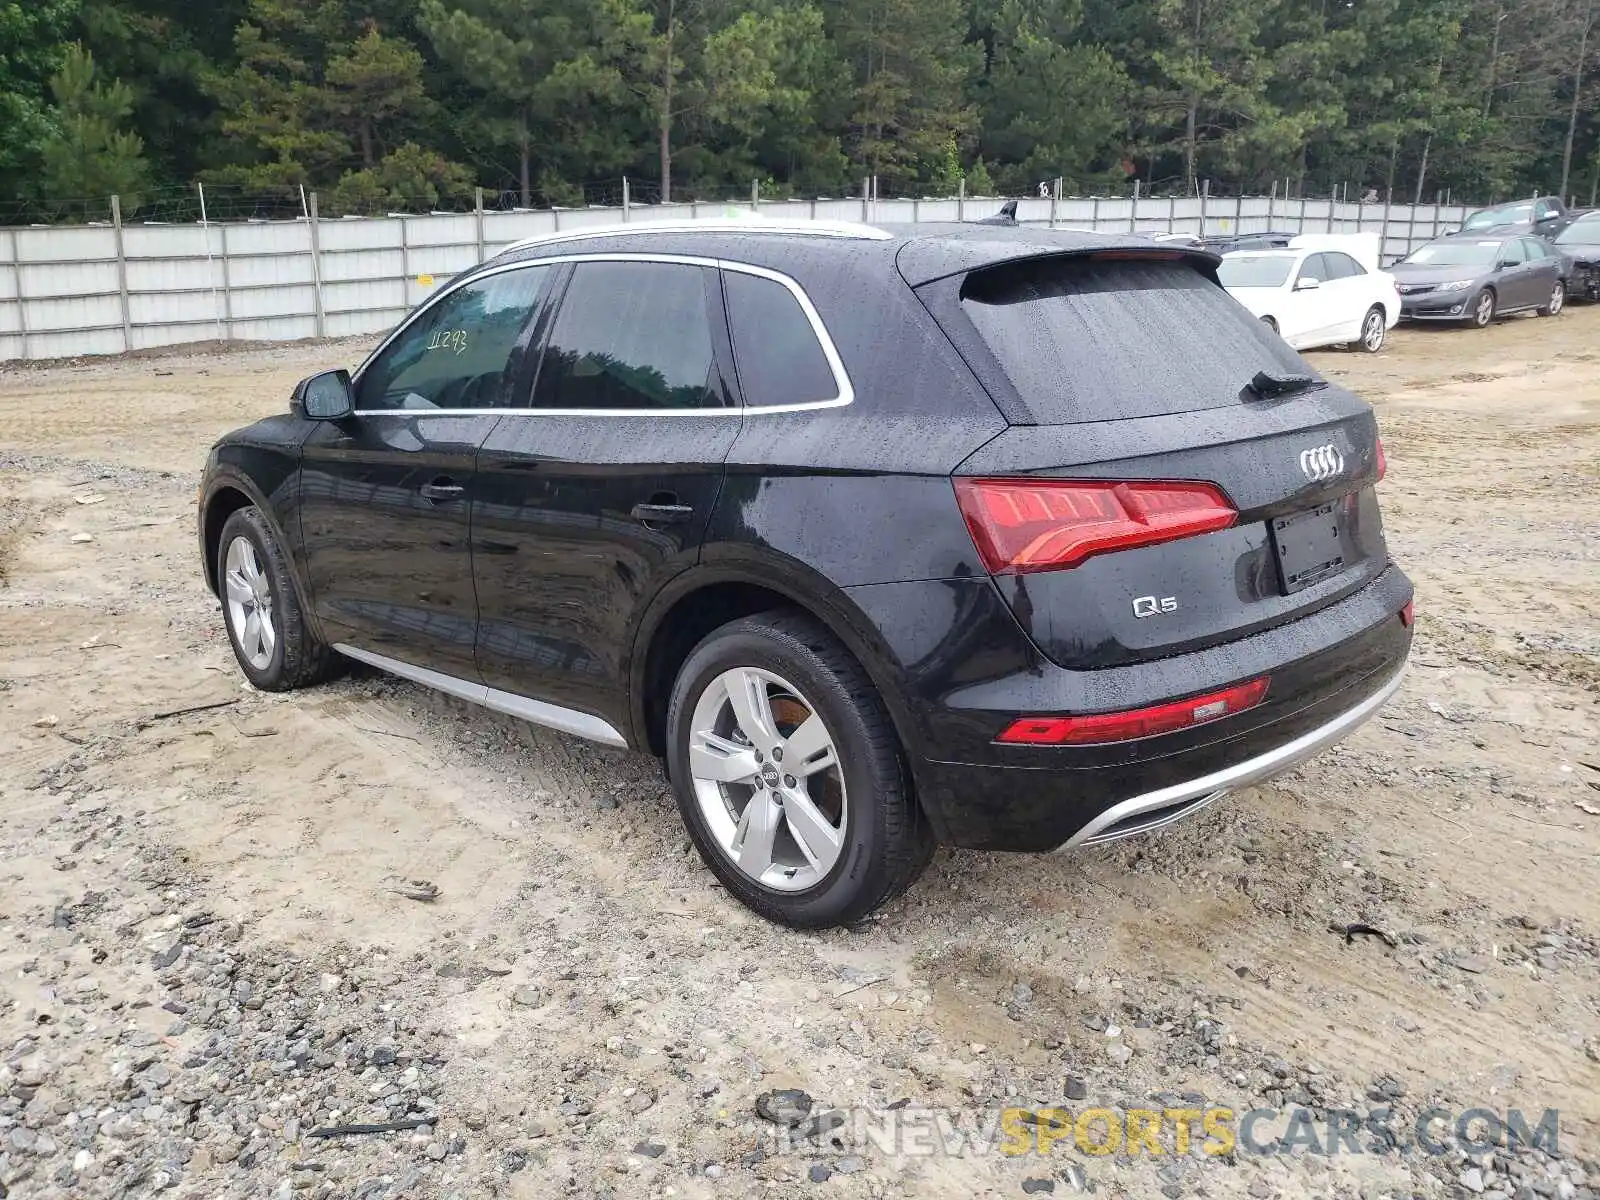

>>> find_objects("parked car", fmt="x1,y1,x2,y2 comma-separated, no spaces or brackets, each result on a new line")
1458,197,1580,241
1553,210,1600,301
1217,234,1400,352
197,219,1413,928
1389,232,1566,326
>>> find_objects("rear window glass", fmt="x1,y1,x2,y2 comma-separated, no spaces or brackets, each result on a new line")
958,257,1309,423
724,270,839,407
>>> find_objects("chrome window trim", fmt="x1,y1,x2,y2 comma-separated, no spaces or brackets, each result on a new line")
349,252,852,418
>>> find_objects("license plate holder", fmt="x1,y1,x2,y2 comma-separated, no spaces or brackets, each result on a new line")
1270,502,1347,594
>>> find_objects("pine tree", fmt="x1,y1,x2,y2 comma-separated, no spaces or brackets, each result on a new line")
35,43,151,205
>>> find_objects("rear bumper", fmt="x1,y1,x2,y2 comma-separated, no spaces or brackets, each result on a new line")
1060,664,1404,848
845,566,1412,852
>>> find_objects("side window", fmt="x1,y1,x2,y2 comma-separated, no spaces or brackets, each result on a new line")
724,270,840,408
1325,252,1365,278
1523,238,1548,260
1500,240,1526,266
1296,254,1328,285
531,262,717,411
357,265,551,411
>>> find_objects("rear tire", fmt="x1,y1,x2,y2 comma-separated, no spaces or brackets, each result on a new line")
217,506,340,692
1538,280,1565,317
1469,288,1496,328
666,610,934,928
1357,306,1386,352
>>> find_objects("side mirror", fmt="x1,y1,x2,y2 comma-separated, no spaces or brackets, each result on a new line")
1494,260,1511,272
293,370,354,420
1537,211,1558,223
1295,277,1321,291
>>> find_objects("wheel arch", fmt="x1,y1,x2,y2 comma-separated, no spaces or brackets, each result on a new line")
200,471,322,642
628,561,924,775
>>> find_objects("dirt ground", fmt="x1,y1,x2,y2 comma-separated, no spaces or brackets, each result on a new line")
1,309,1597,1200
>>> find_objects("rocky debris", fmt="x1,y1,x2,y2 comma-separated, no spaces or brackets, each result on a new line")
755,1088,813,1127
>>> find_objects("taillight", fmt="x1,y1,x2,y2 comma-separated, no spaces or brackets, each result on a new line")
1400,600,1414,626
954,478,1237,575
997,677,1270,746
1376,439,1388,481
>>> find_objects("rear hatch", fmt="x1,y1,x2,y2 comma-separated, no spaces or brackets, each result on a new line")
907,246,1389,670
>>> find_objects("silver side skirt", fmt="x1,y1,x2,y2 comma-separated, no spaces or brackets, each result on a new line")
1061,665,1407,850
332,643,630,750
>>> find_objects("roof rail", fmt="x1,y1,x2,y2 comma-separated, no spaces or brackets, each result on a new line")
498,216,893,256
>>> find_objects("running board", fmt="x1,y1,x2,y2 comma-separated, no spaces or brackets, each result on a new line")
332,643,629,749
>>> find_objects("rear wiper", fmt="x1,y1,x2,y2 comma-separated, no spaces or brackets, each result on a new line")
1247,370,1322,399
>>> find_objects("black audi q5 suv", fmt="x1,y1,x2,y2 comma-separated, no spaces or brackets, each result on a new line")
198,218,1413,928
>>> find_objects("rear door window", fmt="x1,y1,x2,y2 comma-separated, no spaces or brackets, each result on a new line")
954,256,1311,423
531,261,719,411
1322,252,1365,279
723,269,840,408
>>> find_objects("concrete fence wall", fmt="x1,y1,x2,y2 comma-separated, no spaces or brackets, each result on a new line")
0,192,1472,363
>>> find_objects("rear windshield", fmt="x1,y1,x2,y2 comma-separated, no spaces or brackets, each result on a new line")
958,257,1309,423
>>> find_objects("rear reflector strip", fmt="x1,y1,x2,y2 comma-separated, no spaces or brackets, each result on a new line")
954,478,1237,575
997,677,1271,746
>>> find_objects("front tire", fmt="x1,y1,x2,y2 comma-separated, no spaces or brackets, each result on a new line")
666,611,933,928
1469,288,1496,328
1358,306,1386,352
1538,280,1565,316
217,506,339,692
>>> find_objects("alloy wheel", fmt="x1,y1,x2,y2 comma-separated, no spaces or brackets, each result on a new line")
1362,310,1385,351
1549,283,1565,315
224,535,276,670
1475,292,1495,326
687,666,847,892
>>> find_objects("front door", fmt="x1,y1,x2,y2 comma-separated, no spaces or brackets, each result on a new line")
472,259,740,728
299,262,556,679
1492,237,1539,308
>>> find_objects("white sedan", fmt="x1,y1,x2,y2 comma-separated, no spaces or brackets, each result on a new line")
1217,235,1401,353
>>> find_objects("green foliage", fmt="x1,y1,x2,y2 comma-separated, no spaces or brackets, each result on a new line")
0,0,81,203
5,0,1599,217
35,43,150,205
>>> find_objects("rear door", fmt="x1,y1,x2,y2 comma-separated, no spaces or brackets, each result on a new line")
1318,251,1369,341
299,263,554,679
916,252,1389,670
471,257,739,728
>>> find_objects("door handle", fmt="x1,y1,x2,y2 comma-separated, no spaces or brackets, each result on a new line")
420,478,465,502
630,502,695,525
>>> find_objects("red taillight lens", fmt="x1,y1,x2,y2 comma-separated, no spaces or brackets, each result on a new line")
953,478,1237,575
997,678,1271,746
1376,439,1388,481
1400,600,1414,626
